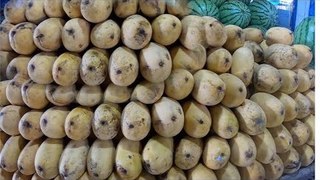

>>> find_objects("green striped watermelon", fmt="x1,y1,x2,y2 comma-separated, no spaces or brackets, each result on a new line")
188,0,220,19
294,17,315,67
219,1,251,28
236,0,252,5
212,0,226,7
249,0,278,29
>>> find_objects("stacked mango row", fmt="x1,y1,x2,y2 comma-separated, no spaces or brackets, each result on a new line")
0,0,315,180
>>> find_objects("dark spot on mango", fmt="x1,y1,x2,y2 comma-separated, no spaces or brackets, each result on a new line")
23,85,29,92
110,34,114,39
226,126,233,132
280,109,284,115
116,69,122,74
128,155,132,159
82,0,90,5
143,160,151,172
171,115,177,121
37,166,43,172
36,33,44,41
117,165,127,175
100,121,107,126
49,86,56,95
278,167,282,171
28,1,33,8
221,153,225,157
186,153,191,158
172,23,176,27
129,124,134,129
42,118,48,126
66,28,75,39
236,30,243,38
239,87,243,92
209,23,213,27
0,160,6,168
30,64,35,71
69,121,74,126
134,27,147,43
10,30,16,37
57,67,62,71
294,76,299,84
257,50,263,58
93,173,99,177
158,61,164,67
88,66,95,71
225,57,230,64
10,66,17,74
217,86,223,91
198,119,204,124
184,77,189,82
18,165,23,171
245,149,253,159
22,121,32,128
165,53,170,60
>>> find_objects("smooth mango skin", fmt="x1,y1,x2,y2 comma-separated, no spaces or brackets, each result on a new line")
35,138,64,179
121,101,151,141
158,166,186,180
187,163,217,180
202,136,230,170
214,162,241,180
65,107,93,140
17,139,43,175
250,93,285,128
263,154,284,180
229,132,257,167
0,135,27,172
210,105,239,139
238,160,265,180
59,139,89,180
87,139,115,179
252,129,277,164
115,138,142,180
175,137,203,170
142,136,173,175
295,144,314,167
268,125,293,153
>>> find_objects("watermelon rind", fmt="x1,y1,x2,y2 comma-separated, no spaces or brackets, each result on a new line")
294,16,315,67
219,0,251,28
188,0,220,19
212,0,227,7
249,0,278,29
